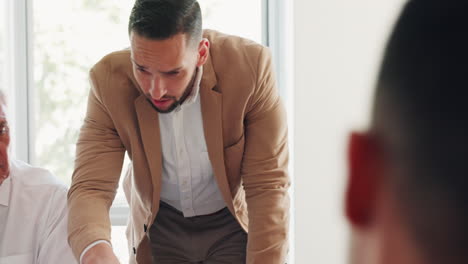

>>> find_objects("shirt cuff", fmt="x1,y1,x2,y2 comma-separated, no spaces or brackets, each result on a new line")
79,240,112,264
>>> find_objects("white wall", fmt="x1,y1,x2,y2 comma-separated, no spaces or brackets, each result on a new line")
292,1,405,263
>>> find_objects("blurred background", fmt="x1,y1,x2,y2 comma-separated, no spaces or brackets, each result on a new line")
0,0,405,262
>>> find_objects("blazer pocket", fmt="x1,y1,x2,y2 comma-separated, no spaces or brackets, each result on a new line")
0,252,33,264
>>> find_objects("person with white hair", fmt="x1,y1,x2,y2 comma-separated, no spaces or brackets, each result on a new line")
0,91,76,263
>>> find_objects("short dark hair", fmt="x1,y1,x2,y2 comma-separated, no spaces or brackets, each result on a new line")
128,0,202,45
372,0,468,263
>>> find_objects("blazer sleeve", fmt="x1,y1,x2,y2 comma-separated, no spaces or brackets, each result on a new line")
67,62,126,260
243,47,290,264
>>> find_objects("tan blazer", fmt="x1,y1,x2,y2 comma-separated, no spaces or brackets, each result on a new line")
68,30,290,264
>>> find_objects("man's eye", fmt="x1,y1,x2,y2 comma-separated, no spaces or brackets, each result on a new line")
135,66,150,74
167,71,180,76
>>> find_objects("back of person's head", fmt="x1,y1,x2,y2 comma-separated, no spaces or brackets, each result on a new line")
375,0,468,263
128,0,202,46
346,1,468,264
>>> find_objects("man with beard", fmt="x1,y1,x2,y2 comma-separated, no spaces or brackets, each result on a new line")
68,0,290,263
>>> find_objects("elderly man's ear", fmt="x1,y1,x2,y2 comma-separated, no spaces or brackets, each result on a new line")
345,132,384,229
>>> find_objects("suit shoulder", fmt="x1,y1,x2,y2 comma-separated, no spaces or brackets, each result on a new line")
205,29,267,64
88,49,139,101
91,49,132,77
204,29,271,86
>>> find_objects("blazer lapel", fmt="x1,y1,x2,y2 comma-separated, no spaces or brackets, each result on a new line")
200,54,234,209
134,95,162,212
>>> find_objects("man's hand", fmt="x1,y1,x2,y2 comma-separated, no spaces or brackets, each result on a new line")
82,243,120,264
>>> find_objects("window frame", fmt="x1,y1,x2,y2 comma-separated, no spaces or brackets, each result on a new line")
7,0,34,163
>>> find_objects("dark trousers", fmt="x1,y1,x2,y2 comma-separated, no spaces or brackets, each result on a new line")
149,202,247,264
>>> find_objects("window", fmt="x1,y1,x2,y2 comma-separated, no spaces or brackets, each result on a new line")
2,0,31,161
200,0,263,43
32,0,135,186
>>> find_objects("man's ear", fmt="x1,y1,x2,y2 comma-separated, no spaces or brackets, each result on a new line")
196,38,210,67
345,132,382,228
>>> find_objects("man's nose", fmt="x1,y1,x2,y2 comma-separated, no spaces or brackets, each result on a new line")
149,77,166,99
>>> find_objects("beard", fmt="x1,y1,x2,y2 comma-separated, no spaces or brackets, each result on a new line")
146,67,198,114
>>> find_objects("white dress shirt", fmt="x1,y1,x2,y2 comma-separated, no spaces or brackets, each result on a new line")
0,159,77,264
159,66,226,217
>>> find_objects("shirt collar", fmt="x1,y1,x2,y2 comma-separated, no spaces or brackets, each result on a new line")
0,174,11,207
174,66,203,112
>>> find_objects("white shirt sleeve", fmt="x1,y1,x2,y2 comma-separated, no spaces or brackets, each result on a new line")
79,240,112,264
36,187,77,264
